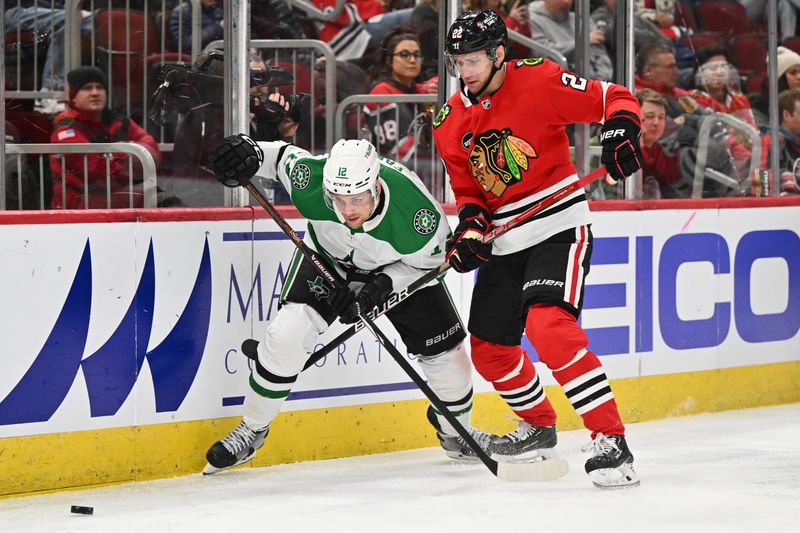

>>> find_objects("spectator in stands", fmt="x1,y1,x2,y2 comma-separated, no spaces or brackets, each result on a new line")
466,0,531,59
689,44,755,126
591,0,671,56
410,0,440,80
636,88,683,198
364,28,437,185
3,1,94,111
49,66,161,209
169,0,224,52
528,0,613,81
311,0,413,61
759,89,800,195
634,0,693,67
635,41,694,118
739,0,800,42
752,46,800,126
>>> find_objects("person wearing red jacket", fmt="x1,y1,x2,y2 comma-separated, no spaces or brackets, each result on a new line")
432,10,643,489
50,66,161,209
365,29,437,166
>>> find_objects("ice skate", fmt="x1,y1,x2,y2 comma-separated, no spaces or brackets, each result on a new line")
203,421,270,475
490,419,559,463
426,406,496,461
583,433,640,489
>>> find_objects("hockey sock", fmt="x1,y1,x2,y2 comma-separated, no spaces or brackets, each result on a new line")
526,304,624,436
551,352,624,437
471,336,557,427
417,343,474,436
242,356,297,431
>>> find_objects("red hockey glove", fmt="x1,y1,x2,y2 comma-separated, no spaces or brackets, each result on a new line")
339,273,393,324
446,204,493,273
600,110,643,185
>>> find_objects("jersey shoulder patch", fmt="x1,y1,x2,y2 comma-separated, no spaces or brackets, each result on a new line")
514,58,544,68
433,103,451,129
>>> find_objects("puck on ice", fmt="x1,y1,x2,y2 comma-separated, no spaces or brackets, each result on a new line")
70,505,94,515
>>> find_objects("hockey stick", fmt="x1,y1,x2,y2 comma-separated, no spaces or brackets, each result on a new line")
243,180,568,482
294,166,607,371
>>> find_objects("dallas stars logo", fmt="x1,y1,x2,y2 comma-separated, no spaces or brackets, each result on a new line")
291,164,311,189
307,276,331,301
413,208,437,235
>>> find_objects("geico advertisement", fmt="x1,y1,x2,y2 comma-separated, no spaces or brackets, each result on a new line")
0,207,798,438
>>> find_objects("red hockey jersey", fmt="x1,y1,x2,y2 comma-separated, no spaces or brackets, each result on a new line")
432,58,640,255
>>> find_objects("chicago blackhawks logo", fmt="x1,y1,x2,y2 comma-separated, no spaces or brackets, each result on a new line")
290,164,311,189
413,208,437,235
433,104,451,128
469,129,537,198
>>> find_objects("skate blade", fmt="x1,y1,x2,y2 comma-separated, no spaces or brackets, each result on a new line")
496,457,569,482
492,447,559,464
589,462,640,489
202,452,256,475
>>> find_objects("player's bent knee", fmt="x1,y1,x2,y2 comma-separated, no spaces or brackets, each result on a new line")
469,335,527,382
525,304,588,368
259,302,327,376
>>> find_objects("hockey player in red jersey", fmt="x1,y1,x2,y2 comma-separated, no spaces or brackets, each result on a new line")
432,10,643,489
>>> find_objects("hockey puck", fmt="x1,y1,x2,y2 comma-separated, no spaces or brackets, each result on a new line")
70,505,94,515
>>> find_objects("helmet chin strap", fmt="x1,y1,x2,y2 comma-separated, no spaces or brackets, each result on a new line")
462,61,504,104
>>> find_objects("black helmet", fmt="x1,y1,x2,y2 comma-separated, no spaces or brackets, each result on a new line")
445,10,508,56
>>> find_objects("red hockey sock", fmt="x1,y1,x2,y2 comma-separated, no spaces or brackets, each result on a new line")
470,336,556,427
551,353,625,437
526,305,625,436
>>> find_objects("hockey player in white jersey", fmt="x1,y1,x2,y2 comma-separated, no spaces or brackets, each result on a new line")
203,135,496,474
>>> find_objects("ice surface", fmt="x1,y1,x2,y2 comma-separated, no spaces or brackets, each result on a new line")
1,404,798,533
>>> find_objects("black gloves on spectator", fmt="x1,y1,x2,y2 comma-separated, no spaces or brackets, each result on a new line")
209,133,264,188
600,110,643,184
445,204,493,273
339,273,393,324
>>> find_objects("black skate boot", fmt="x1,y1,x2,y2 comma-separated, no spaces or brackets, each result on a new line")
203,421,270,475
426,406,496,461
490,420,558,463
583,433,640,489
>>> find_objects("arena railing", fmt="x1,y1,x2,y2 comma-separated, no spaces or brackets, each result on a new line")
5,142,158,209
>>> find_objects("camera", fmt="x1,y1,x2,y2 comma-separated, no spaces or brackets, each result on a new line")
148,56,301,125
252,92,311,125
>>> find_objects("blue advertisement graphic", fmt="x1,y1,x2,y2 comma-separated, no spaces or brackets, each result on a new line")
0,238,212,426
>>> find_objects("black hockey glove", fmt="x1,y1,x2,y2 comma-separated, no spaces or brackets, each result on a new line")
209,133,264,188
328,284,356,317
339,273,393,324
600,110,643,184
445,204,493,274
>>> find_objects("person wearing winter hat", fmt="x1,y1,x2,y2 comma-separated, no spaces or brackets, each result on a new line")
751,46,800,126
759,88,800,196
776,46,800,93
49,66,161,209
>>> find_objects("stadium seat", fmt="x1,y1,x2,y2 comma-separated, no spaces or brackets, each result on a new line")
697,1,749,36
675,1,698,32
783,36,800,55
731,34,767,78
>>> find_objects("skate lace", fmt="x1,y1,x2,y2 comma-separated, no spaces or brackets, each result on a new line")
581,433,618,456
503,418,535,443
220,422,257,455
467,428,495,449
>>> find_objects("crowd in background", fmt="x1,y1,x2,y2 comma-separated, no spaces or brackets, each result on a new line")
3,0,800,209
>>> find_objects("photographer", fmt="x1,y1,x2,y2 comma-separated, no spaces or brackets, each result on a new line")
153,50,305,187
